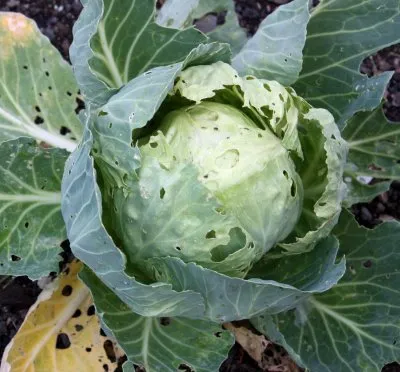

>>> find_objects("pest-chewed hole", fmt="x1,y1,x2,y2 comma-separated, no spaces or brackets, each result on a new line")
319,202,327,207
159,188,165,199
103,340,117,363
75,97,85,114
100,329,107,337
279,93,284,102
11,255,21,261
60,126,71,135
150,142,158,148
62,285,73,296
263,84,271,92
246,76,254,80
283,170,289,179
215,207,226,215
175,246,181,251
160,317,171,326
205,230,216,239
214,332,222,338
87,305,95,316
72,309,81,318
45,71,50,77
24,222,29,228
23,65,28,70
331,134,337,140
75,324,84,332
258,133,263,138
56,333,71,349
66,91,72,96
98,110,108,117
34,116,44,124
48,86,52,90
86,347,92,352
363,260,372,268
108,123,112,129
35,105,41,113
178,364,194,372
290,180,296,197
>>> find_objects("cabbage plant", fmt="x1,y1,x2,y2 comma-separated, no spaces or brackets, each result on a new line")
1,0,400,371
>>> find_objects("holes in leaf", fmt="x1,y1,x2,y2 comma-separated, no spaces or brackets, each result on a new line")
98,110,108,117
48,86,52,90
205,230,216,239
35,106,41,113
114,160,119,166
108,123,112,129
283,170,289,179
100,329,107,337
11,255,21,261
159,188,165,199
178,364,193,372
279,93,284,102
23,65,28,70
24,222,29,228
66,91,72,96
203,174,209,179
160,317,170,326
258,133,263,138
213,127,219,131
62,285,73,296
34,116,44,125
45,71,50,77
214,332,222,338
248,242,254,248
291,181,296,197
331,134,336,140
150,142,158,148
75,324,84,332
72,309,82,318
87,305,95,316
86,347,92,352
56,333,71,349
60,126,71,135
284,58,288,62
363,260,372,268
175,246,181,251
103,340,117,363
319,202,327,207
263,84,271,92
246,76,254,81
75,97,85,114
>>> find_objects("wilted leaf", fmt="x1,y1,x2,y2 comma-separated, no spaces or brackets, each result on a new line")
0,261,124,372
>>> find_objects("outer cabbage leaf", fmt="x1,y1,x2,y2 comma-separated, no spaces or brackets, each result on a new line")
80,266,234,372
157,0,247,55
0,12,81,150
151,236,345,322
342,105,400,206
0,138,67,280
91,43,231,188
295,0,400,126
61,125,205,318
70,0,207,106
232,0,310,86
252,210,400,371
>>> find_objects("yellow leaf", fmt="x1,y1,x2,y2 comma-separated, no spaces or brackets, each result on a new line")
0,261,124,372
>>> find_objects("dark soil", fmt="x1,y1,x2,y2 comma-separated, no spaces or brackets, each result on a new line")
0,0,399,371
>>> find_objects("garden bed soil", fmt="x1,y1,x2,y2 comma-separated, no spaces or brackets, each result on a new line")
0,0,399,371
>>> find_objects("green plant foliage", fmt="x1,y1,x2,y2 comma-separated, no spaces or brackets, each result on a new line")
232,0,310,85
0,138,67,279
252,210,400,371
0,12,82,151
80,266,235,372
294,0,400,126
343,105,400,205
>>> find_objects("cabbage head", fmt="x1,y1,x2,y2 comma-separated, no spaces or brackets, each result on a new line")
100,61,347,280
